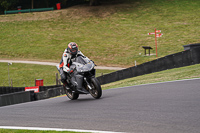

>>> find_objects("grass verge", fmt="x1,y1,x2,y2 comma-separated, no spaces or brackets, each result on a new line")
0,62,115,87
102,64,200,90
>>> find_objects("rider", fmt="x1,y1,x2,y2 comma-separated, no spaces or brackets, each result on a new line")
59,42,84,89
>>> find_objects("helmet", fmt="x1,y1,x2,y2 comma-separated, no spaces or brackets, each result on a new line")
67,42,78,55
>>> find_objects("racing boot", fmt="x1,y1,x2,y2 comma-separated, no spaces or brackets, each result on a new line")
63,81,70,90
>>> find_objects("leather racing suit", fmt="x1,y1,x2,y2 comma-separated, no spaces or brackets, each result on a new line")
59,48,84,84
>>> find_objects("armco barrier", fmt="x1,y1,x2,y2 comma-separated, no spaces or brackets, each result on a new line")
35,86,65,100
0,86,63,107
0,91,33,107
39,85,62,92
0,85,62,94
191,47,200,64
0,87,25,95
183,43,200,50
97,46,200,85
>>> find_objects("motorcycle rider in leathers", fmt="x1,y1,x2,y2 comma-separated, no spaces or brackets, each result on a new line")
59,42,84,90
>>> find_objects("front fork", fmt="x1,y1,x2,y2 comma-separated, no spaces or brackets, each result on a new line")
84,77,92,90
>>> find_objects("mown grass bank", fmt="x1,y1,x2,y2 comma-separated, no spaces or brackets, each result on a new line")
0,0,200,67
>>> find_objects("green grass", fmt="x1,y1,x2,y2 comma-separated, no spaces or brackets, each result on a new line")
0,0,200,67
0,63,57,87
0,62,115,87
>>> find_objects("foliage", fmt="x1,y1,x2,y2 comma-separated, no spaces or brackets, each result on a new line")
0,0,19,10
0,0,89,14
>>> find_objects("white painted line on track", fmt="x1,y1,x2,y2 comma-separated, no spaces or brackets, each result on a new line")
0,126,125,133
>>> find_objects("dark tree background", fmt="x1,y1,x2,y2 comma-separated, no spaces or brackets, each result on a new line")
0,0,124,14
90,0,100,6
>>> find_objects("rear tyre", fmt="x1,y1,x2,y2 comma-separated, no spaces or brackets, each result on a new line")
89,78,102,99
65,88,79,100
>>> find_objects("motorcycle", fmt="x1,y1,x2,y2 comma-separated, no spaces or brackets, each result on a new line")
56,55,102,100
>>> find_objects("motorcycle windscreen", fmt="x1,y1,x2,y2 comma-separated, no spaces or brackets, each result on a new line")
74,56,88,65
75,62,94,73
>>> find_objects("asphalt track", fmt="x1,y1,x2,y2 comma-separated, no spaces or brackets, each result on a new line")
0,78,200,133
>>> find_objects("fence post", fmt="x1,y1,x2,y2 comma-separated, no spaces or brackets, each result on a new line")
11,79,13,87
56,73,58,85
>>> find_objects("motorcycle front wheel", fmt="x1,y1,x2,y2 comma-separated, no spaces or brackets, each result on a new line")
89,78,102,99
65,88,79,100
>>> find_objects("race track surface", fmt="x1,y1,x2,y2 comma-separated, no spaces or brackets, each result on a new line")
0,79,200,133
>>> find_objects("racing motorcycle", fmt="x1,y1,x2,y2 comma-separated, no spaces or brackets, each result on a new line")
56,56,102,100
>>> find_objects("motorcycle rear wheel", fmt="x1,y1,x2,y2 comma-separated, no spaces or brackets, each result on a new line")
65,89,79,100
89,78,102,99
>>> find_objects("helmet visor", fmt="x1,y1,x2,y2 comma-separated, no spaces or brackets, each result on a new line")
70,49,77,55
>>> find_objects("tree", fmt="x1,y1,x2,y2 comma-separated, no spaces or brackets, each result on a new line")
0,0,19,10
90,0,100,6
31,0,33,9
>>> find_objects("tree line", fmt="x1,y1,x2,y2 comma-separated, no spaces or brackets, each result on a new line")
0,0,103,14
0,0,126,14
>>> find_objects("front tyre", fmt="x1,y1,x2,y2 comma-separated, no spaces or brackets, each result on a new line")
65,88,79,100
89,78,102,99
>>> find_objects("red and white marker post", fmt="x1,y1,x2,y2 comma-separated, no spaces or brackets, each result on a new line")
148,28,163,57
